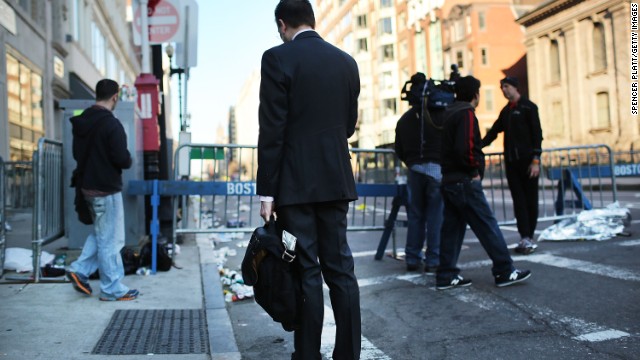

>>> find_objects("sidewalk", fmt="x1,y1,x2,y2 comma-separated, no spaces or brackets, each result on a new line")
0,234,240,360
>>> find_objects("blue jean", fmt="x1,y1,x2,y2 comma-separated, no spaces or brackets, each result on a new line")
69,192,129,298
405,170,443,267
437,179,514,282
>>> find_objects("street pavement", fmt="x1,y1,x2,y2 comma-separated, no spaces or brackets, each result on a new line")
1,191,639,359
0,233,240,360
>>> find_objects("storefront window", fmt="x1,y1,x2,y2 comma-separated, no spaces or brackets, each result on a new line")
6,54,44,161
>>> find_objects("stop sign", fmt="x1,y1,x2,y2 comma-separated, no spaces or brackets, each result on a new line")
133,0,183,44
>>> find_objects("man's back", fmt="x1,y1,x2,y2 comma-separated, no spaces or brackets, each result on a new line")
257,31,359,206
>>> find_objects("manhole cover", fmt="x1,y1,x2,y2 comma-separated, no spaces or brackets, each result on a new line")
92,309,209,355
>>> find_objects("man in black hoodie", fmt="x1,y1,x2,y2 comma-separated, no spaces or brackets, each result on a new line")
395,73,445,273
482,77,543,254
437,76,531,290
66,79,138,301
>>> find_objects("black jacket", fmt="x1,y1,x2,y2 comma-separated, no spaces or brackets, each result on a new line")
482,97,543,162
71,105,132,192
441,101,485,184
257,31,359,206
394,106,445,167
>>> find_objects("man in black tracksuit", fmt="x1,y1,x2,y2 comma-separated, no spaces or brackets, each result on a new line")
436,76,531,290
395,73,446,273
482,77,543,254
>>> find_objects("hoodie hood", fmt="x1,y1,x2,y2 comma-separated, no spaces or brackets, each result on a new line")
446,101,474,114
70,105,112,137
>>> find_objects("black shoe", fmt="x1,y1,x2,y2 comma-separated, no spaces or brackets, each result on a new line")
424,266,438,275
495,269,531,287
66,271,92,295
406,263,420,271
436,275,472,290
514,238,537,255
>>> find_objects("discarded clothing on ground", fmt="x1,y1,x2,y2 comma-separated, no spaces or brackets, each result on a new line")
3,247,55,272
539,202,631,241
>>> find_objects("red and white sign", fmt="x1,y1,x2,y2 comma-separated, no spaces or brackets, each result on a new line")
133,0,184,45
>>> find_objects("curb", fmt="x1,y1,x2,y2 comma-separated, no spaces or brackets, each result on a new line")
197,236,241,360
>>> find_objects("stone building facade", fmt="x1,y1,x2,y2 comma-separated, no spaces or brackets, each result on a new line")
517,0,638,151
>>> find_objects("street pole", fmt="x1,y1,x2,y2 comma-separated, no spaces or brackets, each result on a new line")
140,0,151,74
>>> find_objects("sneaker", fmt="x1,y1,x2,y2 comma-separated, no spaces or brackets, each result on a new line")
66,271,92,296
436,275,472,290
514,238,537,255
424,266,438,275
495,269,531,287
99,289,139,301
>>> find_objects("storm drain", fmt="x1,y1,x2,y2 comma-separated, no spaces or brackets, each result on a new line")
92,309,209,355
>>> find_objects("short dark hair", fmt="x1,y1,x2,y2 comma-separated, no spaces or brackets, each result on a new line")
455,76,481,102
275,0,315,29
96,79,119,101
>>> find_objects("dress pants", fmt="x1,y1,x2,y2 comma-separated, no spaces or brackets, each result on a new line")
277,200,361,360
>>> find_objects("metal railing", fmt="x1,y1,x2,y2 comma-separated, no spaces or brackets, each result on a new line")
161,144,399,241
4,139,65,282
0,156,5,278
3,161,33,210
484,144,617,225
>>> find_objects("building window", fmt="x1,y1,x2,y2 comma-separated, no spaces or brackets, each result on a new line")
596,92,611,128
478,11,486,31
91,22,106,76
357,14,367,28
456,50,464,69
380,71,393,90
382,44,394,61
484,88,494,112
6,54,44,161
454,20,465,41
550,40,560,83
378,17,393,36
399,39,408,60
380,0,393,8
480,48,488,66
550,101,564,136
357,38,368,53
593,23,607,71
381,98,397,117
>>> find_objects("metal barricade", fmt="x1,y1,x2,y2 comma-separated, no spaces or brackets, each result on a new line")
3,161,33,210
5,139,65,282
0,156,5,278
161,144,399,242
483,144,617,225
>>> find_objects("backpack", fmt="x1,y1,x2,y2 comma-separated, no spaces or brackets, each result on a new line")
241,219,300,332
139,241,173,272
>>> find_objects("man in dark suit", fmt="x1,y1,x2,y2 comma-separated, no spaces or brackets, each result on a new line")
257,1,361,359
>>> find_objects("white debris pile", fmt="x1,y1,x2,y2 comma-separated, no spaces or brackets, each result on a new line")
539,202,631,241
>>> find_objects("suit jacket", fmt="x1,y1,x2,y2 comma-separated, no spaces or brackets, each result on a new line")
257,31,360,206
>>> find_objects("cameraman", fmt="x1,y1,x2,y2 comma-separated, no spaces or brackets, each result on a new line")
394,73,446,273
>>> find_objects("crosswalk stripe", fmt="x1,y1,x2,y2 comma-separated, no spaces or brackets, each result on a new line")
522,253,640,281
619,239,640,246
355,272,632,343
321,305,391,360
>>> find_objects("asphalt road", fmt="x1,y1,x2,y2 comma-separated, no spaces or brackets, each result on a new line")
220,191,640,360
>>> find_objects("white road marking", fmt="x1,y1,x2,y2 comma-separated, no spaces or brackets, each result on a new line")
573,330,630,342
619,239,640,246
522,253,640,281
355,272,633,343
321,305,391,360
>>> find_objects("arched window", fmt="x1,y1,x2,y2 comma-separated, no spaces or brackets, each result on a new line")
596,92,611,128
593,23,607,71
550,40,560,83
